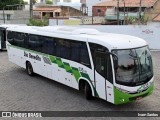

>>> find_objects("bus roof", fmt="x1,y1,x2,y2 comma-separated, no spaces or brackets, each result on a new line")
6,25,148,50
0,24,26,28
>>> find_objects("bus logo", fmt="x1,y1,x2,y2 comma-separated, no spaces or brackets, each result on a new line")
137,83,150,93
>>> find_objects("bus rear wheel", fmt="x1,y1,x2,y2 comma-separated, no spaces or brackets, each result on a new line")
84,82,93,100
26,62,34,76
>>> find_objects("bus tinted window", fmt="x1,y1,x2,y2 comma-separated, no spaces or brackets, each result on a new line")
42,36,55,55
7,31,14,45
29,34,42,51
71,42,81,63
89,43,109,65
14,32,25,47
107,56,113,84
56,39,71,60
80,43,91,67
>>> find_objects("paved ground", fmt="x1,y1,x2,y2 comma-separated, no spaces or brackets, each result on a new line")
0,51,160,120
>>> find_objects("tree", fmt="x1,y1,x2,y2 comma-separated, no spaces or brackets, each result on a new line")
0,0,24,10
46,0,53,4
27,16,49,26
33,0,38,4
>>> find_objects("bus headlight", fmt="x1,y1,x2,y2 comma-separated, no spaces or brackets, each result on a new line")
115,87,131,94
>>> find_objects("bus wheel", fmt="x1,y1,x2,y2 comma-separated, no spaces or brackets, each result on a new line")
26,62,34,76
84,82,93,100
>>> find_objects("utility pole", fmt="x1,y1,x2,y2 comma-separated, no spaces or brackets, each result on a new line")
117,0,120,25
30,0,33,18
92,7,94,24
123,0,125,25
139,0,142,24
3,7,5,24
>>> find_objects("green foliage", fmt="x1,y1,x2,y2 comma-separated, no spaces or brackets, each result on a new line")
33,0,38,4
140,15,149,24
0,0,24,10
27,16,49,26
24,1,28,5
127,15,149,25
46,0,53,4
128,16,138,24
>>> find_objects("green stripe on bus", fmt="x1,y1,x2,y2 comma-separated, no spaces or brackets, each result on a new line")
80,72,99,97
80,72,91,80
56,58,64,68
71,67,81,82
49,56,56,63
63,62,72,73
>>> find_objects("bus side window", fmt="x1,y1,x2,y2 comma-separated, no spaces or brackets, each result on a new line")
42,36,55,55
13,32,25,47
71,41,81,63
7,31,14,45
80,42,91,68
55,38,71,60
28,34,41,51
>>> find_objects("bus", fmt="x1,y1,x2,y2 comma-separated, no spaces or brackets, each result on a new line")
6,26,154,105
0,25,7,50
0,24,21,50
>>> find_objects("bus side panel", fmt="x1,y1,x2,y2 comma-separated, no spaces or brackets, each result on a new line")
7,45,26,69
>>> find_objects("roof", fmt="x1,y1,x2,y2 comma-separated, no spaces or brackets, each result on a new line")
33,7,60,12
93,0,156,7
153,14,160,22
6,26,147,50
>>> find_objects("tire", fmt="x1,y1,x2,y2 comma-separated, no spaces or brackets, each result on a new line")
26,62,34,76
85,82,93,100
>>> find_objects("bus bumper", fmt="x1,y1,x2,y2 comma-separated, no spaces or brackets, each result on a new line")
114,83,154,105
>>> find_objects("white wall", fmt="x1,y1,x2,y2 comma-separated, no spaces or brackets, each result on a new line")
79,23,160,49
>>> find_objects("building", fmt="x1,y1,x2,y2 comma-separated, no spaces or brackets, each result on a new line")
93,0,156,24
0,4,29,24
33,6,83,19
56,0,81,11
153,13,160,22
84,0,107,16
51,0,108,16
145,0,160,21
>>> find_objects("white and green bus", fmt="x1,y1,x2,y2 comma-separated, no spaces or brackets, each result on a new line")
0,25,7,50
6,26,154,105
0,24,21,50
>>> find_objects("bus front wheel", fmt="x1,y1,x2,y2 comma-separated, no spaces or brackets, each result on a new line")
85,82,93,100
26,62,34,76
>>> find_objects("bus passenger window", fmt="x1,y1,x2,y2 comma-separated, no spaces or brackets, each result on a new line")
80,43,91,68
14,32,25,47
56,39,71,60
42,37,55,55
71,42,80,63
7,31,14,45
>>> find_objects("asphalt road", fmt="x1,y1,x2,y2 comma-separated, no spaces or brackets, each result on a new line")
0,51,160,120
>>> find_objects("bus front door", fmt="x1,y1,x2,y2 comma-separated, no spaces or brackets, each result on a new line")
95,51,114,103
95,51,107,100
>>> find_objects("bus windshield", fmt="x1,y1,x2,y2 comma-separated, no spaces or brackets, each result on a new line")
112,46,153,86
